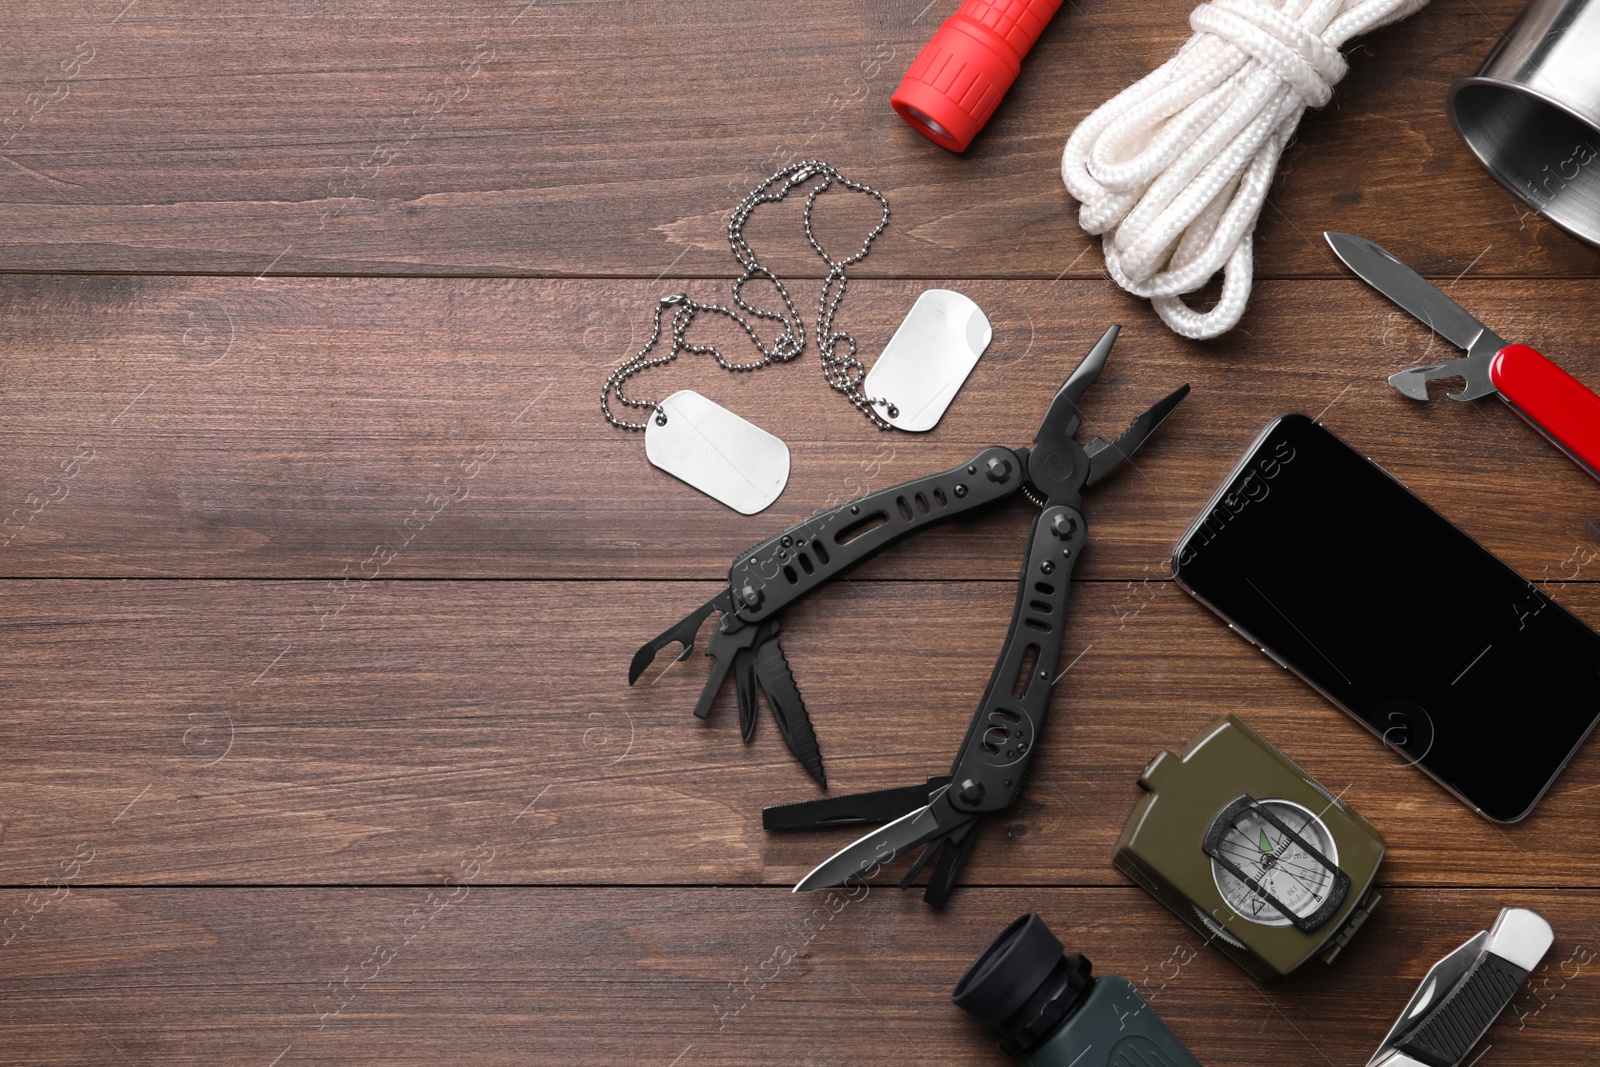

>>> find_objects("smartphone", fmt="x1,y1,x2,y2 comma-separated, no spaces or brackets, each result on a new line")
1172,413,1600,822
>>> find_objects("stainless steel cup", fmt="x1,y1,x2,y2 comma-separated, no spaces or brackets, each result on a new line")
1447,0,1600,247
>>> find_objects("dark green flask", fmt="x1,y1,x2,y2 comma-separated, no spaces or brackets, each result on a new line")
954,912,1203,1067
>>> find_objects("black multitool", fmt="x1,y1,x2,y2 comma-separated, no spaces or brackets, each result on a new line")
630,588,825,784
628,327,1187,902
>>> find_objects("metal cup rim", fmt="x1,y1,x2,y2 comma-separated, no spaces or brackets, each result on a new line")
1446,74,1600,247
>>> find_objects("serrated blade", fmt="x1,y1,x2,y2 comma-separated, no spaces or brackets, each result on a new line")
793,787,950,893
754,626,825,787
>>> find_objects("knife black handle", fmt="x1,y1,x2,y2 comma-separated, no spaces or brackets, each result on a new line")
727,446,1026,623
946,503,1085,814
1391,951,1530,1067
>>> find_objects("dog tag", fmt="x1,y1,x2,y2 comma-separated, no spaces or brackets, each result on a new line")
645,390,790,515
863,289,991,432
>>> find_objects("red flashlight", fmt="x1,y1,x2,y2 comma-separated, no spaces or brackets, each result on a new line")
891,0,1065,153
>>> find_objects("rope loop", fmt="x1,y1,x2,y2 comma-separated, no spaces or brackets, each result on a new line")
1062,0,1430,339
1191,0,1347,107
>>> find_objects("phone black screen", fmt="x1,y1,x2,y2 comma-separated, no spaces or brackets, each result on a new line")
1173,414,1600,822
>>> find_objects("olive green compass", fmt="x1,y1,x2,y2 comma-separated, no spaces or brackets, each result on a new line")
1114,714,1385,981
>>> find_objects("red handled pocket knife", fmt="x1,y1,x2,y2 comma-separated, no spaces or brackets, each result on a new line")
1326,232,1600,483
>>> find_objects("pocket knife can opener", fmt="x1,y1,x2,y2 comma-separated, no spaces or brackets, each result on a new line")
1327,231,1600,482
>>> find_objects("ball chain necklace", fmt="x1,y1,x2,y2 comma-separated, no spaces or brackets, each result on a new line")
602,160,896,424
599,162,894,514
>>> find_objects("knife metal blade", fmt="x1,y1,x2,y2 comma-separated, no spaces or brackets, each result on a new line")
1325,232,1509,401
753,625,825,787
792,786,952,893
1324,233,1501,355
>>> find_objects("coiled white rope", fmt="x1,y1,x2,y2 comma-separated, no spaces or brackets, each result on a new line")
1061,0,1430,339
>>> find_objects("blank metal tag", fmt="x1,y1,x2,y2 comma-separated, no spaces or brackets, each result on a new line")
644,389,790,515
863,289,991,432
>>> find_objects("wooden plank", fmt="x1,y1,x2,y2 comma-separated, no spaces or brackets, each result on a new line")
3,275,1599,580
0,887,1594,1066
2,579,1597,886
4,4,1598,1066
0,0,1595,278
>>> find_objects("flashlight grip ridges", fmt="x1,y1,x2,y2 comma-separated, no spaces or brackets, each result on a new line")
958,0,1062,59
892,0,1065,152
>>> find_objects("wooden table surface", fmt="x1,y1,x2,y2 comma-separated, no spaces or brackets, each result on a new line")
3,2,1598,1064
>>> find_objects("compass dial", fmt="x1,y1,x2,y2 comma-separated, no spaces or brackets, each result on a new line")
1209,799,1339,927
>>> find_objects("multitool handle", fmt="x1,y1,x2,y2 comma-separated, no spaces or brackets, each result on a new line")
727,446,1027,622
1491,343,1600,482
945,503,1086,814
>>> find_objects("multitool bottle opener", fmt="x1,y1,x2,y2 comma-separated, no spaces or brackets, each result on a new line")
631,326,1188,903
1327,232,1600,482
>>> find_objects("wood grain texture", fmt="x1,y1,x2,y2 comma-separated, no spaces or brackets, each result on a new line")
2,579,1597,887
3,275,1599,580
4,1,1600,1062
1,887,1595,1067
0,0,1596,279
